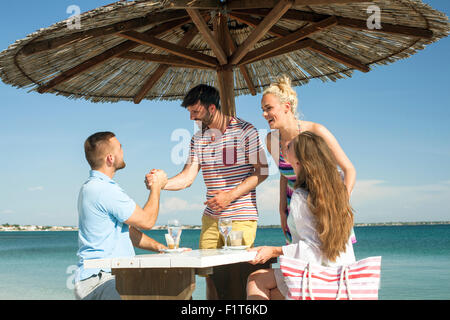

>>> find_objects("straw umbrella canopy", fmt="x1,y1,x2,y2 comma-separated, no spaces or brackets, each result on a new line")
0,0,448,116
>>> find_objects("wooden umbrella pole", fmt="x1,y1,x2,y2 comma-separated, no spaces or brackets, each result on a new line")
215,13,236,118
217,66,235,117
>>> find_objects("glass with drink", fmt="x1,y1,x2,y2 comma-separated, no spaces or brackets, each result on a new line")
167,219,182,249
229,230,243,246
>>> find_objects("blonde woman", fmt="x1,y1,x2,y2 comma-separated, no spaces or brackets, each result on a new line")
247,132,356,300
261,76,356,243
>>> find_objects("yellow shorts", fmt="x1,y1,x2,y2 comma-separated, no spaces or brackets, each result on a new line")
199,215,257,249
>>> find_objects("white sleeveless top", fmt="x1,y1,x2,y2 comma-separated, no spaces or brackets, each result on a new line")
284,188,356,267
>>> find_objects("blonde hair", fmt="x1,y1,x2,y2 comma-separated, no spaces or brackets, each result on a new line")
263,75,299,119
292,132,354,262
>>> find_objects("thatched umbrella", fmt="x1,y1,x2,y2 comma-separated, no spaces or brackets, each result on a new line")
0,0,448,117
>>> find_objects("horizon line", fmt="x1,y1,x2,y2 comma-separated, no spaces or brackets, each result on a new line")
1,220,450,230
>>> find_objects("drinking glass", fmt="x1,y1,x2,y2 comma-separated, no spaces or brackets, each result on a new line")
168,219,181,249
218,218,233,250
229,230,243,246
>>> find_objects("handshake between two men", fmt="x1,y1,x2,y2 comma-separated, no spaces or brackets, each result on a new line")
145,169,168,191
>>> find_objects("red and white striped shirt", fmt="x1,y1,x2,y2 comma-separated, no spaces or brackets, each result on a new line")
189,117,263,220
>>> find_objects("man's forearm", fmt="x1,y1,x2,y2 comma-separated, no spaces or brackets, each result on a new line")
229,148,269,201
229,167,268,201
163,173,190,191
137,233,166,252
129,226,165,252
141,188,161,228
163,162,199,191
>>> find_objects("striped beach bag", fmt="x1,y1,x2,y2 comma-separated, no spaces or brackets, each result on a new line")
279,256,382,300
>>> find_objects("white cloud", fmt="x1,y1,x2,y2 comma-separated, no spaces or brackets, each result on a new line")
159,196,204,214
1,209,14,214
28,186,44,192
351,180,450,223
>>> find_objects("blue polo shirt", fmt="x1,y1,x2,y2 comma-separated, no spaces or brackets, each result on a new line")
75,170,136,282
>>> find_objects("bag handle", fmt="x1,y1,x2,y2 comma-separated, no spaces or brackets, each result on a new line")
300,264,353,300
301,263,315,300
336,266,352,300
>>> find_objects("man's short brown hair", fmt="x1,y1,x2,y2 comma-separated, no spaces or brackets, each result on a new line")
181,84,221,111
84,132,116,169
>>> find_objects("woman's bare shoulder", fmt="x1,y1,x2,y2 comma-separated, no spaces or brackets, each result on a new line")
300,121,328,134
299,120,313,131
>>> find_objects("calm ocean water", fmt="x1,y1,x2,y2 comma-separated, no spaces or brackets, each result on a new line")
0,225,449,300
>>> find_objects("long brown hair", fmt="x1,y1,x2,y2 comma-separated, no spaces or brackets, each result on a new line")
292,132,354,262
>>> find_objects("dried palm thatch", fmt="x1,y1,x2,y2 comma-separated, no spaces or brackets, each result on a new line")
0,0,448,114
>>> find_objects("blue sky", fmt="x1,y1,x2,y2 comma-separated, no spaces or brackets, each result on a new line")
0,1,449,227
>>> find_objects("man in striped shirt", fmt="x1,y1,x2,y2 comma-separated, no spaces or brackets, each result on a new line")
147,84,268,299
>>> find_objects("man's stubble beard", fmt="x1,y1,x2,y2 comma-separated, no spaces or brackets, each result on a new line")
115,160,126,171
199,110,213,132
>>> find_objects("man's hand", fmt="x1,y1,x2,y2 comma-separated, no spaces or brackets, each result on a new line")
145,169,167,190
204,190,234,212
145,172,153,190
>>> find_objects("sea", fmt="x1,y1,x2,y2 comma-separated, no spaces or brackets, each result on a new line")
0,225,449,300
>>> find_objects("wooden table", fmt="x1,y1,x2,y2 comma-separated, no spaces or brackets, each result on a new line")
84,249,272,300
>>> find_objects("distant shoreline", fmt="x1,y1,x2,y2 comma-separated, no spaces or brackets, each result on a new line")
1,221,449,232
258,221,450,228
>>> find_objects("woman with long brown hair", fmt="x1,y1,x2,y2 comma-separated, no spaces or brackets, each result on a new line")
247,132,356,300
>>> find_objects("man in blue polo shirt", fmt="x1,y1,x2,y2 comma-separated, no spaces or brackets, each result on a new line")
74,131,168,300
